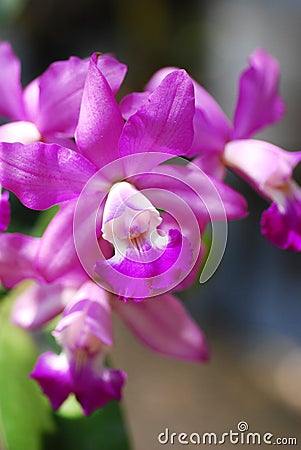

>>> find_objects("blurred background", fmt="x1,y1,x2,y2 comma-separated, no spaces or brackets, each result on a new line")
1,0,301,448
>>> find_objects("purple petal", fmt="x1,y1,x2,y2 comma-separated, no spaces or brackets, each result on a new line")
0,190,10,232
75,53,124,168
55,281,113,347
190,84,232,156
187,106,232,157
113,293,209,362
138,65,232,156
120,67,178,119
133,163,248,224
224,139,301,196
96,53,127,95
23,78,39,123
174,243,206,291
233,48,285,139
0,142,96,209
31,348,127,415
30,352,73,410
120,92,151,120
261,198,301,251
74,364,126,415
193,153,226,180
0,42,25,120
94,229,193,301
36,52,126,137
0,121,41,144
118,70,195,157
36,200,87,282
0,233,41,288
11,281,75,329
35,57,89,137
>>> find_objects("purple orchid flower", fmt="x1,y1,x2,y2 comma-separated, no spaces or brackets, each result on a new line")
0,52,247,301
30,281,127,415
120,49,301,251
224,139,301,251
0,42,127,147
0,231,209,363
0,231,209,413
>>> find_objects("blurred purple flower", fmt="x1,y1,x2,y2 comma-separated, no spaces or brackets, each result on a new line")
224,139,301,251
121,48,285,178
30,281,126,415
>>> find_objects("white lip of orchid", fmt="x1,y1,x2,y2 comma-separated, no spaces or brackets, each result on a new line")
0,120,41,144
102,182,168,257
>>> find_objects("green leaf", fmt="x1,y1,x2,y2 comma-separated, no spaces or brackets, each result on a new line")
31,206,59,237
0,285,132,450
44,400,132,450
0,288,54,450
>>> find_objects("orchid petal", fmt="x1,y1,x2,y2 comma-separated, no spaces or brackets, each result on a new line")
118,70,195,157
133,163,248,223
145,66,178,91
0,142,96,209
30,352,73,410
113,293,209,362
0,233,41,288
75,53,124,168
261,193,301,251
190,84,232,155
11,281,75,329
23,78,40,123
96,53,127,95
120,92,151,120
0,121,41,144
0,190,10,232
233,48,285,139
76,366,126,415
143,66,232,155
224,139,301,195
35,57,88,137
31,350,126,414
193,153,226,180
55,281,113,347
0,42,25,120
94,229,193,301
188,106,231,156
37,200,87,282
120,67,178,119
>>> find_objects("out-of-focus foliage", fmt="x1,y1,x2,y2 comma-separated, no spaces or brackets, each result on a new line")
0,0,26,25
0,288,54,450
0,285,131,450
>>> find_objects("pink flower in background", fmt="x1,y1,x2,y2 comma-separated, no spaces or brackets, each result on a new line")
121,48,285,179
224,139,301,251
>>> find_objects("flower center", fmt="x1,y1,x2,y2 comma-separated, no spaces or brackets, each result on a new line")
102,181,164,257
